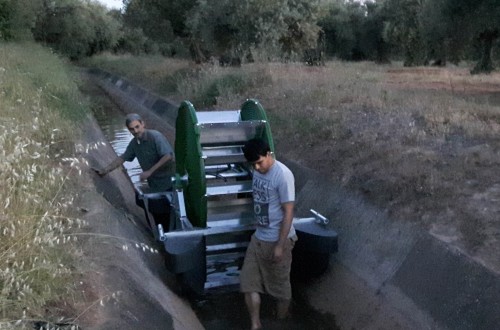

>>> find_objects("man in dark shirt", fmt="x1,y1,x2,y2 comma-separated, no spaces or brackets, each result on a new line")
94,113,175,230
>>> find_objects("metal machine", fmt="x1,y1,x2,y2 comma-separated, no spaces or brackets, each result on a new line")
136,99,338,294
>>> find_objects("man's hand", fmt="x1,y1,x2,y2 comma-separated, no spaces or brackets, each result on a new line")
273,243,284,263
139,170,152,181
91,158,123,177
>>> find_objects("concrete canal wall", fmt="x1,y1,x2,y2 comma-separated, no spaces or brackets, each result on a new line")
88,68,500,330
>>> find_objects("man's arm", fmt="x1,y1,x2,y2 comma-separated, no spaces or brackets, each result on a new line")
139,154,173,181
273,201,294,262
93,157,125,177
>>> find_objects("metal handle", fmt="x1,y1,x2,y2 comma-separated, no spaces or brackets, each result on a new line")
158,224,167,241
310,209,330,225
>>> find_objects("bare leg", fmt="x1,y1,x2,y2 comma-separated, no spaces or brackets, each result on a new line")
276,299,291,319
244,292,262,329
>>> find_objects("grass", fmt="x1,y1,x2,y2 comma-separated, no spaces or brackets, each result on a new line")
0,42,90,327
80,54,273,106
84,53,500,271
79,53,191,97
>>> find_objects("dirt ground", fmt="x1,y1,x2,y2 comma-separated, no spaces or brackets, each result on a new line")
276,67,500,277
386,68,500,275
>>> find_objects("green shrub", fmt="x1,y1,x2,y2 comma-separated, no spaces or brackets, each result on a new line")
195,73,247,107
158,67,201,95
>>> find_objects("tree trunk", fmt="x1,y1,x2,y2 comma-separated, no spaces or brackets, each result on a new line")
471,29,498,74
375,37,391,64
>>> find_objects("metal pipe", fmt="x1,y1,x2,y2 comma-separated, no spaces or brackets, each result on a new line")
310,209,330,225
158,224,167,241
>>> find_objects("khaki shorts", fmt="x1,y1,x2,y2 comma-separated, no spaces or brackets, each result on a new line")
240,234,297,300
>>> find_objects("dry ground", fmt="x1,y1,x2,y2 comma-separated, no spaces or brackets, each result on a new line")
273,66,500,276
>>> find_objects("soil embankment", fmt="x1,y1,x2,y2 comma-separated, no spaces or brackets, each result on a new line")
80,68,500,330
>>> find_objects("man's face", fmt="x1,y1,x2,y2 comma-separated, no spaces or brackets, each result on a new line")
250,152,274,174
127,119,145,138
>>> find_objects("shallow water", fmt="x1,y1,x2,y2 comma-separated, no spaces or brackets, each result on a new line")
192,282,339,330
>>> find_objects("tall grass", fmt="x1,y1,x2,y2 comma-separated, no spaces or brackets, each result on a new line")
80,53,272,106
79,53,191,97
0,43,89,327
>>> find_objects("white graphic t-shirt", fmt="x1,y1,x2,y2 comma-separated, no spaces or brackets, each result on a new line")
252,160,295,242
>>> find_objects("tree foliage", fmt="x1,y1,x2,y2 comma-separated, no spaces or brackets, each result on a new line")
185,0,322,62
0,0,498,71
362,1,390,63
0,0,122,60
381,0,427,66
441,0,500,73
0,0,42,40
419,0,449,65
122,0,195,56
318,1,369,61
33,0,122,60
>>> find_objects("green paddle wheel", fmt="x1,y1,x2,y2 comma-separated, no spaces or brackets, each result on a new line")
240,99,274,153
174,99,274,228
165,99,337,294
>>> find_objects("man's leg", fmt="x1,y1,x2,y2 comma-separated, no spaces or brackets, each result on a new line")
244,292,262,330
135,193,155,230
276,299,291,319
270,237,296,320
149,196,171,231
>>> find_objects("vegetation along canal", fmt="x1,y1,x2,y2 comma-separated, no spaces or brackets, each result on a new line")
85,80,340,329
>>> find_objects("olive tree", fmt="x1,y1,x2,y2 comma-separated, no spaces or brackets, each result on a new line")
441,0,500,73
0,0,42,40
381,0,427,66
33,0,122,59
318,0,369,60
122,0,195,55
186,0,322,61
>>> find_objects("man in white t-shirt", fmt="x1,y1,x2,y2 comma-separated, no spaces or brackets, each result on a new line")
240,138,297,330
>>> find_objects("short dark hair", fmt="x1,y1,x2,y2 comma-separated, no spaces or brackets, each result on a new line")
125,113,143,127
242,138,270,162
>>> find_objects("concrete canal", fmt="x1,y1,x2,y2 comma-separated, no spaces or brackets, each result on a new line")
84,73,341,329
82,68,500,330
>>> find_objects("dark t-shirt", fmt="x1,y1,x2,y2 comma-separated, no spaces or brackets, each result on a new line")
120,129,174,192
